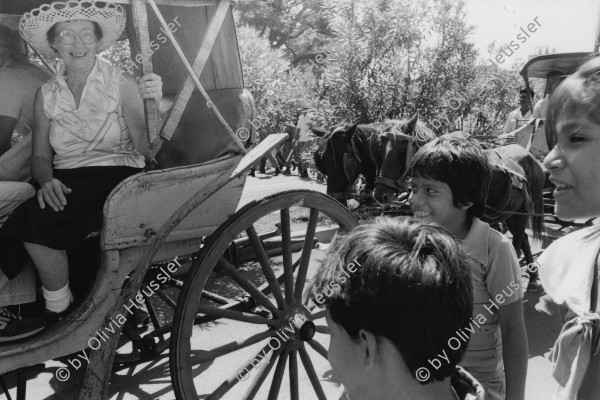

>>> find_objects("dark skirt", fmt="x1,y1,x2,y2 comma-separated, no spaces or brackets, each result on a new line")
0,166,141,279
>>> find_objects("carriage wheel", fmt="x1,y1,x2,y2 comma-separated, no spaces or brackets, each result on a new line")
113,261,189,367
170,190,358,400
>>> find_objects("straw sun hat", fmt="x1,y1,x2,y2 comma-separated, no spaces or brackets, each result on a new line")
19,1,126,58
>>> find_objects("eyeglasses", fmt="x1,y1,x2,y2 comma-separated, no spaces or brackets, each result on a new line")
56,29,97,45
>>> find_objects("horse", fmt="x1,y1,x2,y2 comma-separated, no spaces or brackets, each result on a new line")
369,115,546,267
313,123,379,206
369,114,437,204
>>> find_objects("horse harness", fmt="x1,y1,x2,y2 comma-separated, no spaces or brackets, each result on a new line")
374,131,420,191
483,151,533,221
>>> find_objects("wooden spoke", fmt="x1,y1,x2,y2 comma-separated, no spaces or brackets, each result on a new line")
314,325,330,334
280,208,295,305
217,257,282,317
307,339,328,359
192,330,273,364
294,208,320,303
246,225,286,310
267,347,289,400
242,346,285,400
169,191,359,400
154,288,177,309
195,304,275,326
299,345,328,400
206,342,275,400
289,348,299,400
142,293,163,332
201,289,230,305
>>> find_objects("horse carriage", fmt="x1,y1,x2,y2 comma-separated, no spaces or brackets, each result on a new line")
0,1,358,399
509,51,594,161
516,52,596,229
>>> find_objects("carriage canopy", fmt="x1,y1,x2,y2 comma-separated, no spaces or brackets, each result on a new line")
520,52,594,79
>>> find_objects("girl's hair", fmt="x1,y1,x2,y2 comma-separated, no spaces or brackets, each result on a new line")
408,136,492,218
546,55,600,149
307,217,473,384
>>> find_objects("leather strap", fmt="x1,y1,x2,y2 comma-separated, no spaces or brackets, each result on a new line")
592,259,598,313
591,259,599,356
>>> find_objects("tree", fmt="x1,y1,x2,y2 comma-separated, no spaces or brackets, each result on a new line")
439,61,524,135
236,23,315,138
235,0,332,60
305,0,479,129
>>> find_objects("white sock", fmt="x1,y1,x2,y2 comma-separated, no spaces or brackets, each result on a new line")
43,282,73,313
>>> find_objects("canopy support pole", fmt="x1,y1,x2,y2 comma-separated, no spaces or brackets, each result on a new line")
127,0,161,167
146,0,245,153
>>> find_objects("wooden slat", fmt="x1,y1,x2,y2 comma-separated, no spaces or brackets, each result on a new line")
102,155,244,250
155,0,239,144
128,0,160,165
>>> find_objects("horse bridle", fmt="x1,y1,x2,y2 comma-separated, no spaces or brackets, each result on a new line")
374,132,420,191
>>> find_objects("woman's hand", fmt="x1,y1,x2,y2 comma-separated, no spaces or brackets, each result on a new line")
37,178,72,212
136,73,163,104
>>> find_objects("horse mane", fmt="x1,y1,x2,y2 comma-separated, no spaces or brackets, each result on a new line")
356,123,380,137
379,118,437,143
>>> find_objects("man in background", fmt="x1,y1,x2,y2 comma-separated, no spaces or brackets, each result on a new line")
280,113,300,175
294,108,314,178
504,88,534,133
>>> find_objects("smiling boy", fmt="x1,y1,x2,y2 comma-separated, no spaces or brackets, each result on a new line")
408,137,528,400
308,217,484,400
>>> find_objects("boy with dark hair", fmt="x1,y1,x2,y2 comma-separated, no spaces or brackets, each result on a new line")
308,217,484,400
409,136,528,400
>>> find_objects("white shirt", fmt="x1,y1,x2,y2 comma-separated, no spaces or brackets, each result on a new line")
297,114,313,142
503,108,531,133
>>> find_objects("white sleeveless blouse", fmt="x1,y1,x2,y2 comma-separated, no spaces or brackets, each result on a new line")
42,56,145,169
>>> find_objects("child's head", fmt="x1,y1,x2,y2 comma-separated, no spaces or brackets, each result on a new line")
544,56,600,220
407,137,492,227
308,217,473,399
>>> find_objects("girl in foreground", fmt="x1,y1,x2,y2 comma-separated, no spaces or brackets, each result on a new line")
538,56,600,399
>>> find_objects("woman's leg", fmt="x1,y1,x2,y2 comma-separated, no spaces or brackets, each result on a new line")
23,242,71,313
23,243,68,291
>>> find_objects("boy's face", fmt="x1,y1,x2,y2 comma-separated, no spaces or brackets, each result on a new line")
409,174,471,238
326,310,368,399
519,92,530,109
544,111,600,219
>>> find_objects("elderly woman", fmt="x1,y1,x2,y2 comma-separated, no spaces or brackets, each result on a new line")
0,0,162,342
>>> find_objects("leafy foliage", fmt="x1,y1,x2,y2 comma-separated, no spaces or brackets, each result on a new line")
299,0,487,132
436,62,523,134
235,0,332,60
236,23,315,139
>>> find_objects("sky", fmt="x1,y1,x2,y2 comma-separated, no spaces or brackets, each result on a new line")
462,0,600,68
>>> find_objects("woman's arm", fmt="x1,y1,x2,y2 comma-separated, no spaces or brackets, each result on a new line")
498,299,528,400
31,88,71,211
120,73,163,160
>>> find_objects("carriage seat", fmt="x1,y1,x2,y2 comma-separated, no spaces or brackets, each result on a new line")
155,88,255,169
